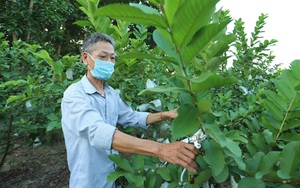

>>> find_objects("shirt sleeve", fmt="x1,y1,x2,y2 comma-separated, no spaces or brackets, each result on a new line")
61,91,116,151
116,93,150,129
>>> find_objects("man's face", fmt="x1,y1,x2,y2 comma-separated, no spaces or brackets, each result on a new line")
83,41,116,70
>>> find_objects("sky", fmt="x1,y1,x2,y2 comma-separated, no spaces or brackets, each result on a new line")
216,0,300,69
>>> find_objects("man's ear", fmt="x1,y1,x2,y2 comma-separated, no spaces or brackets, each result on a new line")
82,52,88,66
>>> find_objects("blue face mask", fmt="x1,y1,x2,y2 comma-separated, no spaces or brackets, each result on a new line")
88,53,115,80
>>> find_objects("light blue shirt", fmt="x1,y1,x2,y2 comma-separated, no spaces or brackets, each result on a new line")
61,75,150,188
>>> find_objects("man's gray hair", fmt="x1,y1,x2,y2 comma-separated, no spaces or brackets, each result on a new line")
82,33,115,53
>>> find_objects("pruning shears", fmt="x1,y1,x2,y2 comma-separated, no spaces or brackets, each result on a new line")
181,128,207,149
162,128,207,184
180,128,207,184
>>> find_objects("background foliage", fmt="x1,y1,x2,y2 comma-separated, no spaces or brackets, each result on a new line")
1,0,299,187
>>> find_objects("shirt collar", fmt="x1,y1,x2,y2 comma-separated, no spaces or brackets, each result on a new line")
81,75,110,95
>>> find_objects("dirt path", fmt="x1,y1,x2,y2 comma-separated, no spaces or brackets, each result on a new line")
0,143,69,188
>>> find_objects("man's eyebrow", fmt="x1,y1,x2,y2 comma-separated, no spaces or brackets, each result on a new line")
98,51,116,55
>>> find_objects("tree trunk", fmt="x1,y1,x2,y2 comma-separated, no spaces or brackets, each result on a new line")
12,0,17,41
25,0,34,42
57,41,62,57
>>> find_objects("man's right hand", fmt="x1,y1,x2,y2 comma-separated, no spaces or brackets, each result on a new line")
158,142,199,173
112,130,199,172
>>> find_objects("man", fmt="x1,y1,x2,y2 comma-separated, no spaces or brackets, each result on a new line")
61,33,198,187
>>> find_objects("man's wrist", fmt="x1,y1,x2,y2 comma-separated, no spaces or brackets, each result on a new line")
160,112,164,120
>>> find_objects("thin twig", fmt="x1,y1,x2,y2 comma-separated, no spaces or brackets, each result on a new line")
0,116,13,169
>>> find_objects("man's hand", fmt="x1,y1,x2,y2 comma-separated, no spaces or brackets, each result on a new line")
113,130,199,172
163,107,178,120
146,107,178,124
158,141,199,172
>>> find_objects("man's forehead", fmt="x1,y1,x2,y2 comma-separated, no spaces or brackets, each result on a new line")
90,41,114,52
96,50,115,55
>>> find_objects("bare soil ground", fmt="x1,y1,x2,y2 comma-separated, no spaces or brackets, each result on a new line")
0,143,69,188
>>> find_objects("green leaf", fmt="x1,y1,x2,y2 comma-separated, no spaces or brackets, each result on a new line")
184,184,199,188
222,138,242,157
171,104,199,140
20,118,26,124
237,177,266,188
265,90,288,110
47,113,58,121
246,142,258,156
124,173,146,187
78,7,91,19
204,34,236,59
278,184,298,188
50,83,65,92
281,70,299,89
213,164,229,183
191,72,237,92
197,98,211,114
245,152,264,173
171,0,219,48
34,50,63,74
95,16,114,33
277,141,300,179
170,76,188,89
261,116,279,134
290,60,300,79
273,79,295,101
157,167,171,181
53,61,64,74
106,170,128,182
148,0,163,7
203,139,226,177
131,154,144,170
263,99,284,121
164,0,181,26
255,151,280,179
252,133,269,153
286,110,300,120
144,156,159,170
153,29,179,61
0,79,27,88
183,20,231,63
289,94,300,111
168,182,180,188
46,121,60,132
204,123,226,144
34,50,52,64
108,154,134,172
263,129,276,146
223,148,245,170
95,4,167,28
138,86,187,95
283,119,300,131
145,171,156,188
0,71,11,79
166,163,180,182
194,168,212,185
7,95,26,104
279,133,300,141
74,20,93,27
226,130,248,143
145,170,164,188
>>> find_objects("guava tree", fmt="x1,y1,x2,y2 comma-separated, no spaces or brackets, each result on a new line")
91,0,300,187
93,0,245,186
